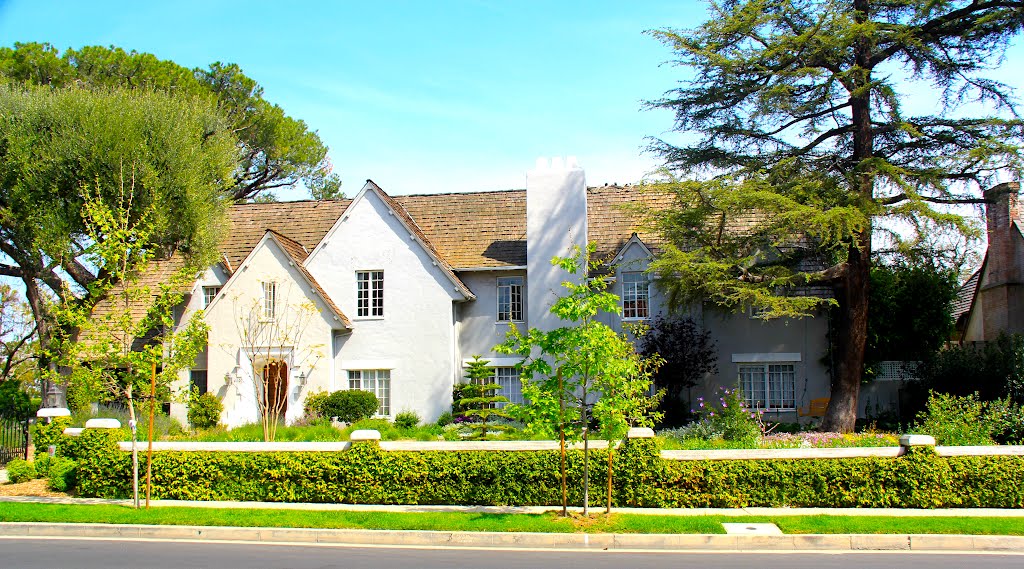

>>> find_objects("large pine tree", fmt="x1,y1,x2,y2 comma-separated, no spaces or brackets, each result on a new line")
646,0,1024,431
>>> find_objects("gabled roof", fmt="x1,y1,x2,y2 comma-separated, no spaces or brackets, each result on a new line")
306,181,476,301
222,199,350,270
207,230,352,330
953,264,982,326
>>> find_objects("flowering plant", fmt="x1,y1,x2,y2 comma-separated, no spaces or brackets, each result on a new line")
690,387,762,445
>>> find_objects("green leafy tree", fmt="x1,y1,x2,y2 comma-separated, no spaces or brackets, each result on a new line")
51,182,209,427
457,356,512,440
865,262,958,371
645,0,1024,432
593,350,663,514
497,246,661,515
0,84,234,399
0,42,342,201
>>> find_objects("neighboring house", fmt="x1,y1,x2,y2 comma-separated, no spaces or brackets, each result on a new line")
955,182,1023,343
164,158,849,427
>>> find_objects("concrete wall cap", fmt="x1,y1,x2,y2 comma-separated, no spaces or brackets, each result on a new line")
350,429,382,442
36,407,71,418
627,427,655,439
62,427,84,437
84,418,122,429
900,434,936,447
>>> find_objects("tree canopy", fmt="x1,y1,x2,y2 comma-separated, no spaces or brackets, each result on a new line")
0,84,237,386
0,42,342,201
645,0,1024,431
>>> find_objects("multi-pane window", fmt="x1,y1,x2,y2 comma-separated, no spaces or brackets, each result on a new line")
493,367,524,406
496,277,524,322
356,271,384,317
738,363,796,410
262,281,277,319
622,271,649,319
202,286,221,307
349,369,391,416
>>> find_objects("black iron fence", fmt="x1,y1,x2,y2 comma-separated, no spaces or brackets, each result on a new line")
1,417,30,467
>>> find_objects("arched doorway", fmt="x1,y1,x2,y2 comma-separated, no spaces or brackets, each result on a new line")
262,360,288,422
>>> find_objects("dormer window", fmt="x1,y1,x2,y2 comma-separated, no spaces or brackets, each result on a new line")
202,286,221,308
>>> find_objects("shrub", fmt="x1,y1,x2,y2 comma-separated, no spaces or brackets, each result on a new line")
912,392,1009,445
394,410,420,430
323,390,378,423
31,416,72,456
302,390,331,421
188,390,223,430
5,458,35,483
693,387,761,445
47,456,77,492
34,454,52,479
54,427,1024,508
436,411,454,427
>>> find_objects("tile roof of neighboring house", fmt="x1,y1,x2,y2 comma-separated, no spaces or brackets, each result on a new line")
953,266,982,322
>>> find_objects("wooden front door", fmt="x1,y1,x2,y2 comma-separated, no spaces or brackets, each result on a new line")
262,360,288,421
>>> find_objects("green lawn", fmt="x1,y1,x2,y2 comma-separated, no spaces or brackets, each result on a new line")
1,503,1021,535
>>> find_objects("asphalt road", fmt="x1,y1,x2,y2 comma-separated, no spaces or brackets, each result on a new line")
2,538,1022,569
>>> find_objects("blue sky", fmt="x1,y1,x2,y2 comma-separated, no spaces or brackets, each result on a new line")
0,1,1021,200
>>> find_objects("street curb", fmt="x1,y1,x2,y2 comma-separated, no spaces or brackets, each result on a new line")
1,522,1023,552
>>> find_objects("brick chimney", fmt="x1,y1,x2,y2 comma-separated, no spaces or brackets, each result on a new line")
980,182,1024,339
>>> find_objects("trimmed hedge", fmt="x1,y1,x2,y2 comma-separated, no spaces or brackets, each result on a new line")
52,430,1024,508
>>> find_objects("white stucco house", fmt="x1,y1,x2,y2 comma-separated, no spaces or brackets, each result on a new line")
162,157,851,428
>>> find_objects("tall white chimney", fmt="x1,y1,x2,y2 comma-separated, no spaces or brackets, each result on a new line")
526,156,588,331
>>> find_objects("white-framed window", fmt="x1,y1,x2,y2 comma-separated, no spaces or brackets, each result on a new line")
348,369,391,416
356,271,384,317
496,276,524,322
738,363,796,410
202,286,221,308
262,281,277,319
621,271,649,319
493,367,524,406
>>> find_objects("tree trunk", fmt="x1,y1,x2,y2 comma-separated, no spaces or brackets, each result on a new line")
821,241,869,433
822,0,874,433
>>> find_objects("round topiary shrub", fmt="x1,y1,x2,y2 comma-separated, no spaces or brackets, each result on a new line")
5,458,35,483
323,390,379,423
187,391,224,430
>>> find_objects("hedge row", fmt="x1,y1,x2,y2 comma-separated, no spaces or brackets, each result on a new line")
54,430,1024,508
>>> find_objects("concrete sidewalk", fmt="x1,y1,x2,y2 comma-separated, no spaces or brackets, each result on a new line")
1,495,1024,552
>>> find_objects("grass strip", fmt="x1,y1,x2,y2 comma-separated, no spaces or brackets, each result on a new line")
0,503,724,534
2,504,1024,535
765,515,1024,536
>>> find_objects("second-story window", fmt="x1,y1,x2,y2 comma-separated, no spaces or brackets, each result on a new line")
202,286,221,308
357,271,384,317
496,276,523,322
622,271,649,319
262,281,277,319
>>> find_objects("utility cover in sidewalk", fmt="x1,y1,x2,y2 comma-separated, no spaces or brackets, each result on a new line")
722,523,783,535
